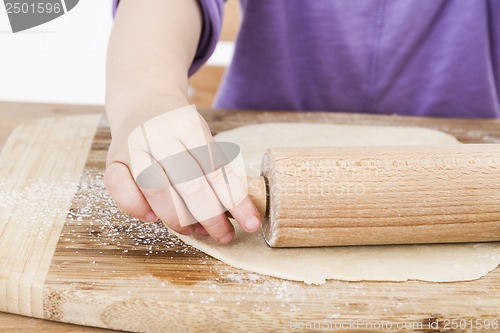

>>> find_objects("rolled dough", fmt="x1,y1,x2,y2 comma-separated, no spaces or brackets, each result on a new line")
175,123,500,284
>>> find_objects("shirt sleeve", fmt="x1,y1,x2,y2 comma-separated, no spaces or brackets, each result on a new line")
111,0,224,77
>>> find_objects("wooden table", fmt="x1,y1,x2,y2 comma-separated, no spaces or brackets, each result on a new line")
0,101,499,332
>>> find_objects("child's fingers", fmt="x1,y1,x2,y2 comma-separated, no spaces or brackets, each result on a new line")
172,174,235,243
198,213,235,244
139,179,197,236
205,166,261,232
194,223,209,236
103,162,156,222
227,195,261,233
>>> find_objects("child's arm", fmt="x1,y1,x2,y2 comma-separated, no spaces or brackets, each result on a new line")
106,0,199,121
105,0,261,244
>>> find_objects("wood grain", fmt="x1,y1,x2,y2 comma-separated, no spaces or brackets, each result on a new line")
0,102,105,333
0,102,102,148
261,145,500,247
0,101,499,333
0,115,100,317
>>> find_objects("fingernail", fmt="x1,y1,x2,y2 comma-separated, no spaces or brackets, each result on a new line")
219,231,234,244
245,215,260,231
144,212,158,222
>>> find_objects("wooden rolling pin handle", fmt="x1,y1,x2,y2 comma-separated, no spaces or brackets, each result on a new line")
246,176,268,218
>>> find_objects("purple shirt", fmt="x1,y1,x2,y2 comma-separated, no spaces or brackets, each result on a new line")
113,0,500,118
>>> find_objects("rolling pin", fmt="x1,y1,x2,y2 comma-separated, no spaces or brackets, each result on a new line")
245,144,500,247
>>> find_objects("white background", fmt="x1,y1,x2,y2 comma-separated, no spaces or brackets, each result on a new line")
0,0,232,105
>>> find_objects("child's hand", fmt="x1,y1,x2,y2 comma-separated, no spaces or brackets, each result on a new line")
104,0,257,243
104,103,261,244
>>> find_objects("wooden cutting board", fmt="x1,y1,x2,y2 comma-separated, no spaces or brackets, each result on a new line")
1,108,499,333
